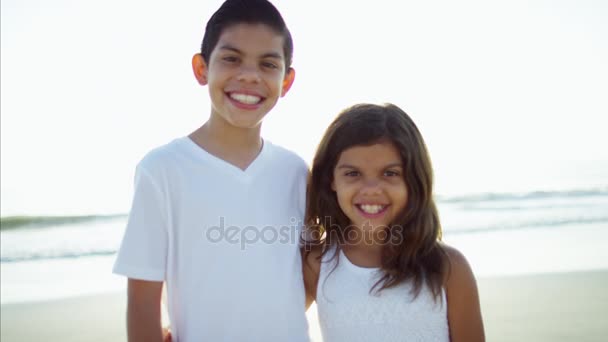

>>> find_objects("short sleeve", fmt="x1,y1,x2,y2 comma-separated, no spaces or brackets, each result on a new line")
113,164,168,281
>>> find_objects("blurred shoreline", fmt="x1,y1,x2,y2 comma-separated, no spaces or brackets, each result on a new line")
2,186,608,304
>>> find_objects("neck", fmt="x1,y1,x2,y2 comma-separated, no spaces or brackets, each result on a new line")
342,230,386,267
189,117,263,170
205,111,263,148
342,242,383,268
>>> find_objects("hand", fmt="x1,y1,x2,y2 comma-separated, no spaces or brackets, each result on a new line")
162,327,172,342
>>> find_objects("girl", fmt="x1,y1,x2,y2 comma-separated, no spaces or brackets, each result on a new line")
302,103,484,341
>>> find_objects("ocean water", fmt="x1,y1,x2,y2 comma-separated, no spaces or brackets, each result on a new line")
1,188,608,304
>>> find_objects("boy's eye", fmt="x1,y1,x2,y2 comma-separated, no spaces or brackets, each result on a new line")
261,61,278,69
222,56,239,63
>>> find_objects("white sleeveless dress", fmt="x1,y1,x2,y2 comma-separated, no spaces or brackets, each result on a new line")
316,248,450,342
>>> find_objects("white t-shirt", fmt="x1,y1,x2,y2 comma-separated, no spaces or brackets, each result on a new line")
113,137,310,342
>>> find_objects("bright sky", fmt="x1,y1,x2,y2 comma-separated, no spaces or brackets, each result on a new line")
2,0,607,216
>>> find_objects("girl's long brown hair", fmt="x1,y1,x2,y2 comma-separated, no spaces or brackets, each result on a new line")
303,103,449,300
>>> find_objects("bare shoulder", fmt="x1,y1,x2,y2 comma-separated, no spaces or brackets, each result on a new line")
439,243,474,285
440,243,478,305
440,243,485,341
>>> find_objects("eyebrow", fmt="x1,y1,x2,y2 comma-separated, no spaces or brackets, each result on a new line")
218,44,283,60
336,163,403,169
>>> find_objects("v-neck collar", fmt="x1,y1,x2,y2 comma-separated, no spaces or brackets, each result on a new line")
179,136,270,182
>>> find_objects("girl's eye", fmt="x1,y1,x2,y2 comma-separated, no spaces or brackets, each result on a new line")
384,170,400,177
345,171,360,177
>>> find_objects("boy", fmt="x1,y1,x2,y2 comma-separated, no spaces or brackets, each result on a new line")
113,1,309,341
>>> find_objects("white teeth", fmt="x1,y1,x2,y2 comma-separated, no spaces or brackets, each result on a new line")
230,93,262,104
360,204,384,214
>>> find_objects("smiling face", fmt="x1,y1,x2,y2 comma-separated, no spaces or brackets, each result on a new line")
192,23,295,131
332,142,408,233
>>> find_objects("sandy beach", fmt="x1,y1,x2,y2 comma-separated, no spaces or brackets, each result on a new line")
2,270,607,342
1,292,127,342
480,270,608,342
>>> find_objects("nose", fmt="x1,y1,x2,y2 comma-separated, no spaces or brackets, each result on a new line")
236,63,261,83
360,179,382,196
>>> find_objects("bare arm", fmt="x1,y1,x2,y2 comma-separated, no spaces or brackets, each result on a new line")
444,245,485,342
302,247,321,310
127,278,164,342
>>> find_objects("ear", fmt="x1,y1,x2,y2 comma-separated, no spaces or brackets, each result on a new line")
280,67,296,97
331,179,336,192
192,53,208,86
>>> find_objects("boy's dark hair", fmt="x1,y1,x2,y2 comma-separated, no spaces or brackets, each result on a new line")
304,103,449,302
201,0,294,69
